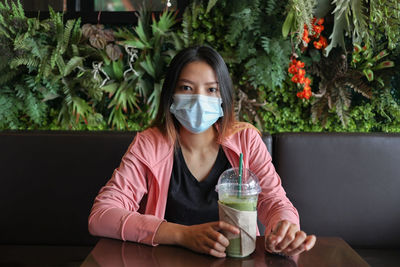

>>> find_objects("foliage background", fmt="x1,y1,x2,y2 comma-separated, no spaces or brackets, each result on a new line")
0,0,399,132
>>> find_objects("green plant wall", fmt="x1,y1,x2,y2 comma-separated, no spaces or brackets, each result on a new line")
0,0,399,132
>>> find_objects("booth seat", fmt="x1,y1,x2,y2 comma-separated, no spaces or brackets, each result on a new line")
0,131,399,266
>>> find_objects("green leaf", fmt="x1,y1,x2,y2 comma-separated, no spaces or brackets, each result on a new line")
112,59,124,80
206,0,218,13
373,60,394,70
373,50,389,61
147,82,162,119
350,0,368,44
108,107,127,130
118,39,148,50
363,69,374,81
282,10,294,38
261,36,270,53
71,96,92,124
64,56,83,77
102,82,118,97
325,4,349,56
140,55,156,78
135,19,151,48
153,10,177,34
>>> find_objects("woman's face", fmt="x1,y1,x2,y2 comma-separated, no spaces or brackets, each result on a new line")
174,61,221,98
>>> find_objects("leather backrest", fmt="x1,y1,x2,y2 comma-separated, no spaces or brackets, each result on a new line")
0,131,136,246
272,132,400,248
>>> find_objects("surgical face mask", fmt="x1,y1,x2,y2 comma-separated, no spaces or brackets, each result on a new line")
170,94,224,134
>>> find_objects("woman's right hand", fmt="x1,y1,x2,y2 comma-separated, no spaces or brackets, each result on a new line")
155,221,239,258
180,221,240,258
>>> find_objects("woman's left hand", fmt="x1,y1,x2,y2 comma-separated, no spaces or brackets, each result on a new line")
265,220,316,256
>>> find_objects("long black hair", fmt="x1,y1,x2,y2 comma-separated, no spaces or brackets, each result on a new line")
152,46,235,143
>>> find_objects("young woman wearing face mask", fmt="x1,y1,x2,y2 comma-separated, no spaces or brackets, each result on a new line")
88,46,316,258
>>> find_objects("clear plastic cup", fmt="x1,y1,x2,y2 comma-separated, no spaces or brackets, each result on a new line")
215,167,261,257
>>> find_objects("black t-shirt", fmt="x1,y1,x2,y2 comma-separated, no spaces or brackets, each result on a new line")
164,146,232,225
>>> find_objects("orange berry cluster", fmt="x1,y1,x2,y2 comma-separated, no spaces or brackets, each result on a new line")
302,18,328,50
288,58,312,99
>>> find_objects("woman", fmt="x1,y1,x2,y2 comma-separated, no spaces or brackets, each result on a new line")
88,46,316,258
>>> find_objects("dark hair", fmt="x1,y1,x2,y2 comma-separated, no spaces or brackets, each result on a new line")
152,46,235,143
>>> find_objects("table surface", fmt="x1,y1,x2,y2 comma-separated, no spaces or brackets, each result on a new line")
81,236,370,267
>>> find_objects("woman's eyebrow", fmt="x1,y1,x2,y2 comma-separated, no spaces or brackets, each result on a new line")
178,79,218,85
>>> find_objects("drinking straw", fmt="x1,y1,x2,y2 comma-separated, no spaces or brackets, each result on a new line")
238,153,243,197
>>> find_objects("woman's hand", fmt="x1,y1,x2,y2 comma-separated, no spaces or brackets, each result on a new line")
155,221,239,258
180,221,240,258
265,220,316,256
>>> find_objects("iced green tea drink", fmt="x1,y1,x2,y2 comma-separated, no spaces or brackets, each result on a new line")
216,167,261,257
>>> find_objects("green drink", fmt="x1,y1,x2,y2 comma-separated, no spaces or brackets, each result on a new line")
216,167,261,258
220,196,257,211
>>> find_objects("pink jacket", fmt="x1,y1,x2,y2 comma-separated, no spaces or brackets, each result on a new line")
88,124,299,245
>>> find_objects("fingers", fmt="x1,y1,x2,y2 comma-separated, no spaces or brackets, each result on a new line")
303,235,317,251
204,237,227,258
265,220,316,257
209,248,226,258
182,221,239,258
212,221,240,235
207,221,240,257
207,228,230,247
276,225,301,251
281,231,307,256
273,220,295,244
265,220,293,252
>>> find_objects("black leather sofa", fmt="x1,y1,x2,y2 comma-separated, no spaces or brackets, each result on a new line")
1,131,399,266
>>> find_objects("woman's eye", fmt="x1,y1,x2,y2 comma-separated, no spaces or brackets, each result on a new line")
181,85,192,91
208,87,218,93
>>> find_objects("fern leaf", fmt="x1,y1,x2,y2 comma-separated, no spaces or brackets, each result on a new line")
25,90,47,124
55,55,66,75
181,5,193,47
206,0,219,13
41,55,53,78
64,56,83,77
62,19,75,54
0,70,18,85
311,95,329,126
265,0,278,16
261,36,270,53
332,84,351,126
11,0,24,19
0,89,23,129
10,56,40,69
0,24,11,39
70,17,82,45
70,44,79,57
325,0,351,56
343,70,372,98
350,0,368,45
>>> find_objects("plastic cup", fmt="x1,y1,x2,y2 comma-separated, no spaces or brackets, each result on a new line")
215,167,261,257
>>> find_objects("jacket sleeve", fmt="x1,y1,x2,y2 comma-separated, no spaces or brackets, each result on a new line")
246,129,300,235
88,134,164,246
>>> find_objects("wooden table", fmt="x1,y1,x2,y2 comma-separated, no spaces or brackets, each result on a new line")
81,236,370,267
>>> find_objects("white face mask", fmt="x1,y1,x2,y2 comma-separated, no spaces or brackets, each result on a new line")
170,94,224,134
